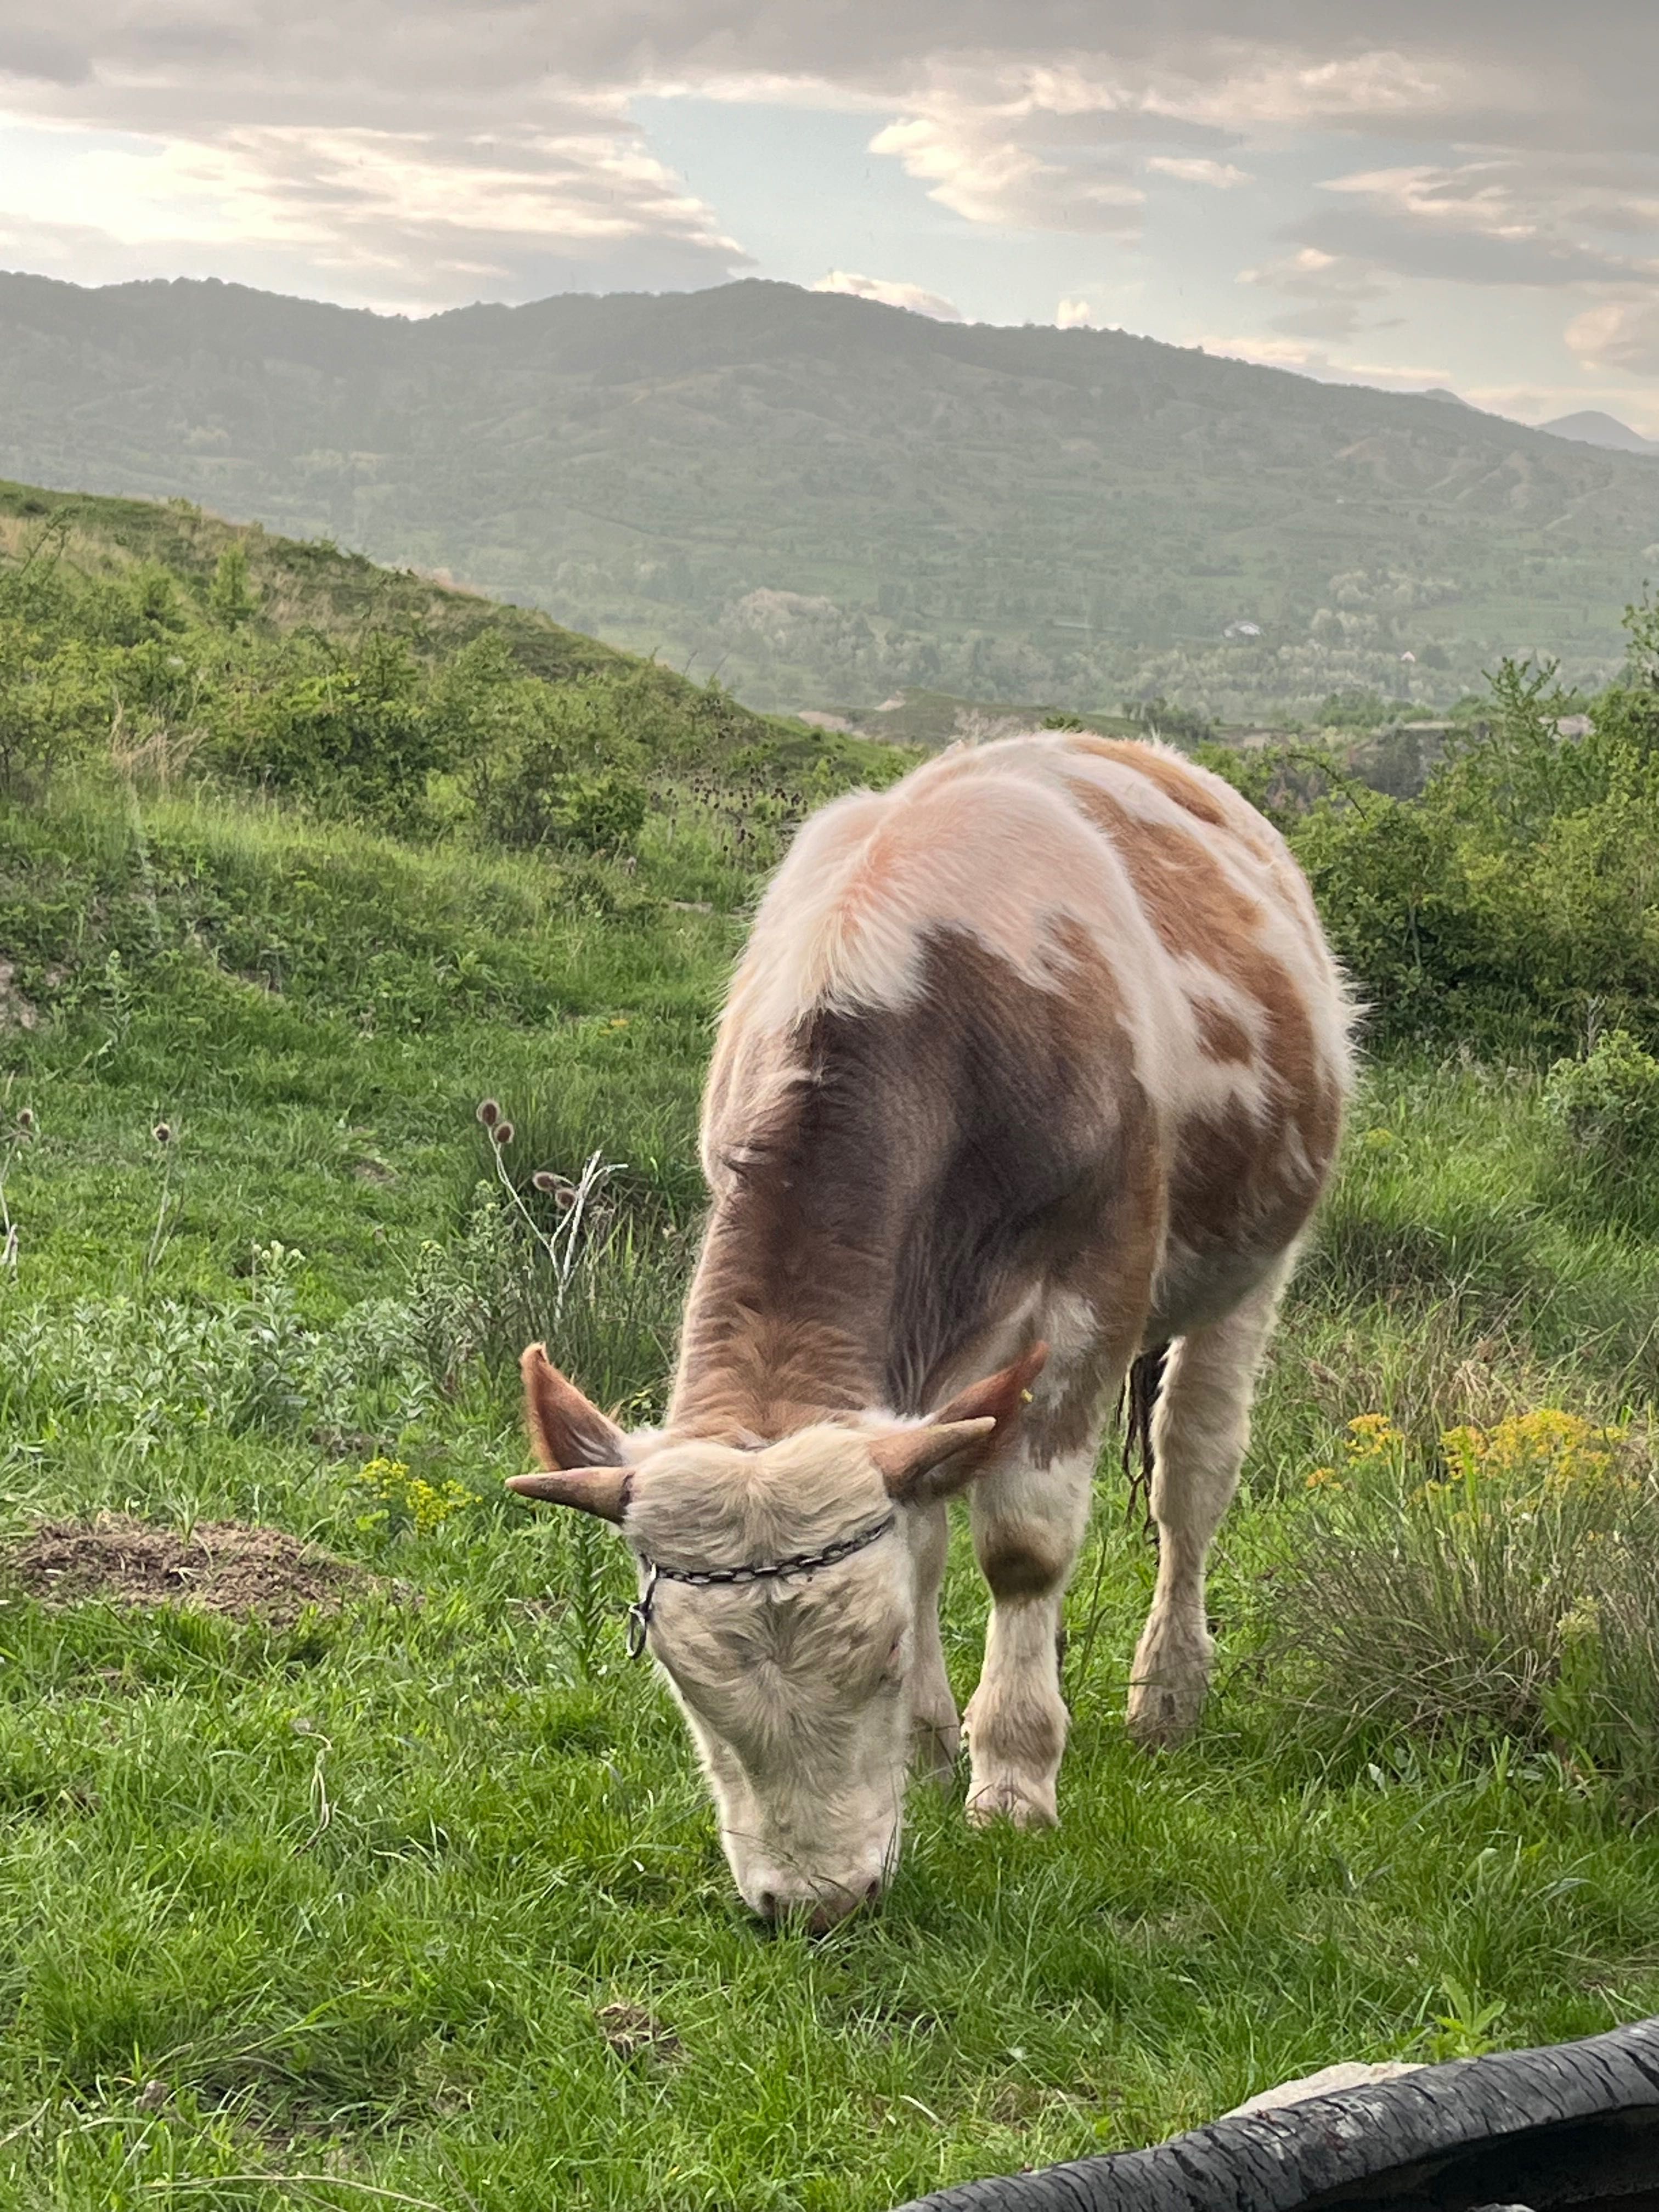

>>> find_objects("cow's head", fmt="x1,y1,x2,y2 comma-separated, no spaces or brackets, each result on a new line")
506,1342,1045,1929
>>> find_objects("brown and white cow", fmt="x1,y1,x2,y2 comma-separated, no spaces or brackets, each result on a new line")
509,733,1351,1928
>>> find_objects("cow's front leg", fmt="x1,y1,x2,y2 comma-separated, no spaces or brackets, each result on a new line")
964,1445,1094,1827
909,1499,959,1782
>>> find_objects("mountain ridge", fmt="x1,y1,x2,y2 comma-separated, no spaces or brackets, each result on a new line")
3,270,1656,719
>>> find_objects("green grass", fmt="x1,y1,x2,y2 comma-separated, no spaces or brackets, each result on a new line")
4,779,1659,2210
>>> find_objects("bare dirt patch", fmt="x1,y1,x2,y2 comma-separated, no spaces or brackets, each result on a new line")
595,2002,683,2064
0,961,38,1032
6,1515,379,1627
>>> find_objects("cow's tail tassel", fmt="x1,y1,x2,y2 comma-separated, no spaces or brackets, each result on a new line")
1120,1343,1170,1543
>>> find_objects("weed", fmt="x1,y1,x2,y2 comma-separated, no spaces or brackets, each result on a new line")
353,1456,473,1538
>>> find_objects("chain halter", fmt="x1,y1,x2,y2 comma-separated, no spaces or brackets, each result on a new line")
625,1514,897,1660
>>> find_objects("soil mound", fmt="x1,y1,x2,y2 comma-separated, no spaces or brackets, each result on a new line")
7,1515,374,1627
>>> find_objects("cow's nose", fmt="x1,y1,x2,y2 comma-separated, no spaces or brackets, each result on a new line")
806,1878,883,1934
756,1876,883,1933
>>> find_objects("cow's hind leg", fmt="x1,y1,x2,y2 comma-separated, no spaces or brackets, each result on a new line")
909,1501,960,1782
963,1442,1097,1829
1126,1266,1290,1750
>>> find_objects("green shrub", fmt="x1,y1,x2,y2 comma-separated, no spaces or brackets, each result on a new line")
213,634,443,821
1545,1030,1659,1164
1284,639,1659,1054
1278,1409,1659,1795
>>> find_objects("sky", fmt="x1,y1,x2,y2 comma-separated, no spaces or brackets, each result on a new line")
1,3,1657,432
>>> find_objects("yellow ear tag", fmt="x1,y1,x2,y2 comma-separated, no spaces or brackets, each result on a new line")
1020,1389,1034,1404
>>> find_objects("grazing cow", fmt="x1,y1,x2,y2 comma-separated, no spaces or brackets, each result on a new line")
509,733,1350,1928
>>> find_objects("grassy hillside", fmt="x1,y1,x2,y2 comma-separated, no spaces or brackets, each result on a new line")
0,473,910,831
3,273,1658,720
4,503,1659,2207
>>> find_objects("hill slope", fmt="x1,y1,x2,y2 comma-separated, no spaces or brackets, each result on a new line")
3,271,1658,718
0,470,903,851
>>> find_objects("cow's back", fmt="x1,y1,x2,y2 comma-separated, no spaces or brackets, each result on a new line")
699,734,1348,1397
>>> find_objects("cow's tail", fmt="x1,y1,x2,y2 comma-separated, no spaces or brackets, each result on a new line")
1120,1342,1169,1538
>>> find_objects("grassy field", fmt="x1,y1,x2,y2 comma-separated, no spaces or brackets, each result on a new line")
3,769,1658,2212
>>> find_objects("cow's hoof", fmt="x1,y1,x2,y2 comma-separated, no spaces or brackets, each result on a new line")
1125,1676,1204,1750
966,1770,1059,1830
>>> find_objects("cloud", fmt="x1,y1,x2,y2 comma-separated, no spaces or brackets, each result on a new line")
0,1,1656,360
0,99,748,309
1296,158,1659,293
1146,156,1248,189
811,268,962,318
0,4,759,308
1201,331,1452,391
868,68,1150,233
1056,296,1093,328
1566,297,1659,377
1239,244,1395,340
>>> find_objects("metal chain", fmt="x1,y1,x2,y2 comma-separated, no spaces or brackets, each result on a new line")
625,1513,896,1659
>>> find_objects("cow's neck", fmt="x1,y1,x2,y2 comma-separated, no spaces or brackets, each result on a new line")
666,1185,893,1443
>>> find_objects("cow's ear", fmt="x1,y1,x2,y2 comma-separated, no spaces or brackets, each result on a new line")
872,1342,1049,1506
518,1344,630,1472
870,1419,996,1502
929,1342,1048,1431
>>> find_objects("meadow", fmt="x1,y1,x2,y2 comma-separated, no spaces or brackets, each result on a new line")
3,495,1659,2210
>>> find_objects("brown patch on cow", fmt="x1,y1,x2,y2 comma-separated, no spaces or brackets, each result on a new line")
5,1515,384,1627
1071,737,1232,828
675,924,1156,1447
1098,811,1335,1155
1013,916,1163,1465
1191,997,1254,1064
1059,792,1341,1279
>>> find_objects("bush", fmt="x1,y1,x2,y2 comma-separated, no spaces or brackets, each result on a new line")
1278,1410,1659,1794
1284,641,1659,1054
1545,1030,1659,1164
216,634,444,822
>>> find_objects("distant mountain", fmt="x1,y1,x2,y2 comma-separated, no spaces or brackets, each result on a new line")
2,270,1656,719
1539,410,1657,455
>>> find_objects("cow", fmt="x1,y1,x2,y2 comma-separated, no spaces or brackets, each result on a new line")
507,733,1351,1929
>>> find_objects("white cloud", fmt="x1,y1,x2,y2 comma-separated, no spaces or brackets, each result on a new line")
1056,297,1094,328
1145,155,1248,189
1299,156,1659,295
1201,332,1452,391
1565,297,1659,377
1161,47,1469,130
867,65,1150,233
810,268,962,319
1239,242,1396,341
0,104,749,308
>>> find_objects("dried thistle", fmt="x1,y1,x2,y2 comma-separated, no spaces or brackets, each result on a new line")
476,1098,501,1128
153,1121,173,1147
493,1121,515,1148
15,1107,33,1134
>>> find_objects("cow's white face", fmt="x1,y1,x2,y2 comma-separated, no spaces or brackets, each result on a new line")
508,1345,1028,1929
624,1430,917,1929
